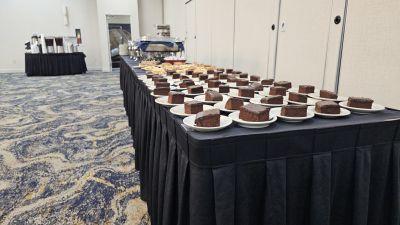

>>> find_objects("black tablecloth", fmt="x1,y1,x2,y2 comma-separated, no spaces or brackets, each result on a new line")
25,53,87,76
120,56,400,225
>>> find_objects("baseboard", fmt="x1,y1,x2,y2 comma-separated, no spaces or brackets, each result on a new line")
0,68,25,74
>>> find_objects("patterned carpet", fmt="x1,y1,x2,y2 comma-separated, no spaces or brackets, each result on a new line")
0,72,149,224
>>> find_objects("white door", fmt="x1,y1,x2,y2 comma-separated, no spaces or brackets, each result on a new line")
185,0,197,63
274,0,346,89
234,0,280,78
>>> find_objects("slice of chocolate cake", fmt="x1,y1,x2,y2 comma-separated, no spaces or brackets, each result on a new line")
187,85,204,94
168,91,185,104
151,75,163,81
154,78,168,83
219,85,230,93
250,75,261,81
274,81,292,89
184,101,203,114
167,70,176,75
315,101,340,114
179,79,195,88
225,97,244,110
227,75,237,83
192,72,201,78
155,82,170,88
180,75,190,80
199,74,208,81
239,73,248,78
218,74,228,79
236,79,249,87
261,95,283,104
289,92,308,103
206,69,215,74
261,79,274,85
281,105,307,117
269,86,287,96
299,85,315,94
239,104,270,122
320,90,338,99
232,71,242,74
208,80,222,88
238,87,255,98
146,74,154,79
186,70,194,75
250,82,263,91
225,69,233,74
347,97,374,109
154,87,170,96
205,90,223,101
195,109,220,127
172,73,180,79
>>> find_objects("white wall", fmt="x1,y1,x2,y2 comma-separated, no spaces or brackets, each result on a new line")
164,0,186,39
338,0,400,109
138,0,164,36
0,0,102,72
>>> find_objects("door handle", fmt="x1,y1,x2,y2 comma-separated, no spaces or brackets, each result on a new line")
334,16,341,24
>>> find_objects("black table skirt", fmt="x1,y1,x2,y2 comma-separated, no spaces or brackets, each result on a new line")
120,56,400,225
25,53,87,76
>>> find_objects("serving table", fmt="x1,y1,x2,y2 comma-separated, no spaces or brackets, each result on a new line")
120,56,400,225
25,53,87,76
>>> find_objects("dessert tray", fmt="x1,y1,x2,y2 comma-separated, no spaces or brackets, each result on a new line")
228,111,278,128
213,101,249,113
183,115,233,132
270,107,315,123
308,106,351,118
155,96,194,107
228,89,263,100
249,97,288,107
194,94,230,104
170,104,216,117
287,97,319,106
339,101,385,114
308,93,347,102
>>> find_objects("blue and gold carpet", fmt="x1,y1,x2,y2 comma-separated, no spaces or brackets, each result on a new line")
0,72,149,224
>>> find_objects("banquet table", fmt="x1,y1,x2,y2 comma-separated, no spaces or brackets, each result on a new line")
25,53,87,76
120,56,400,225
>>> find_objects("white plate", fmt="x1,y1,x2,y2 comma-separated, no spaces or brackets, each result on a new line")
249,97,288,107
151,93,169,98
309,106,351,118
213,101,249,113
155,96,193,107
228,89,263,100
182,89,206,96
183,115,232,132
288,87,320,95
339,101,385,114
308,93,347,102
287,97,319,106
170,104,216,117
270,107,315,123
228,111,277,128
194,94,230,104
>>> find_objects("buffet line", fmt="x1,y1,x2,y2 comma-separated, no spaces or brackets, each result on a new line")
137,61,385,132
